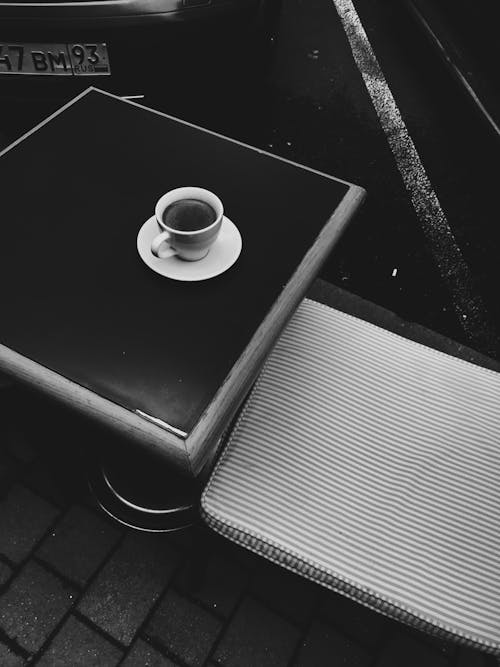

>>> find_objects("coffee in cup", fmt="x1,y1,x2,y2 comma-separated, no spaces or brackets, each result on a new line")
152,187,223,261
161,199,217,232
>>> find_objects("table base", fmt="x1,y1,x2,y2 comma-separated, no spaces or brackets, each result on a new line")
88,460,199,532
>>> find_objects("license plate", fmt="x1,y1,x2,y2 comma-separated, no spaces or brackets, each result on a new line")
0,42,111,76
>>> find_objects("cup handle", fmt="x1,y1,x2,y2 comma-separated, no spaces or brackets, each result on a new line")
151,231,176,259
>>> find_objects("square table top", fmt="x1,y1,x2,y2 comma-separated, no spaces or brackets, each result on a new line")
0,88,365,475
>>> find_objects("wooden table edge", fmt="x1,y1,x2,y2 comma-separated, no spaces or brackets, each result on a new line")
0,342,191,475
186,183,367,476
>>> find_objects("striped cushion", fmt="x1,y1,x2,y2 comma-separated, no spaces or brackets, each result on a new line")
201,299,500,656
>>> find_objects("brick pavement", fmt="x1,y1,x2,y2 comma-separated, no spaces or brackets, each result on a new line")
0,385,499,667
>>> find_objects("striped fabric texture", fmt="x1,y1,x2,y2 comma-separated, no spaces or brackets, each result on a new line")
201,299,500,655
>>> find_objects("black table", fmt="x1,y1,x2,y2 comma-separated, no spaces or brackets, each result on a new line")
0,88,365,527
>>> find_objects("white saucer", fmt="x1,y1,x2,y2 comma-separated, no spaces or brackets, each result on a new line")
137,215,242,281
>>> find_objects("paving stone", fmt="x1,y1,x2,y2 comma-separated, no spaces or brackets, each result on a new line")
37,505,121,587
375,633,450,667
4,424,37,464
0,484,58,564
165,525,204,552
1,561,13,587
296,619,372,666
22,461,80,509
0,450,18,501
219,538,262,573
0,560,76,653
146,589,222,667
172,525,258,574
251,560,319,627
417,629,458,659
456,646,498,667
175,547,248,617
213,596,301,667
78,532,179,645
122,638,179,666
320,590,391,647
0,642,25,667
37,614,123,666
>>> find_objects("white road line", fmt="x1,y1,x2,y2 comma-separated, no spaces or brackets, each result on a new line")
331,0,495,351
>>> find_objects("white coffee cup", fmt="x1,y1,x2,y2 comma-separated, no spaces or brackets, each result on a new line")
151,187,224,262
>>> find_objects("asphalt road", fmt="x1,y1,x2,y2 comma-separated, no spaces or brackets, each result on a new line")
1,0,498,357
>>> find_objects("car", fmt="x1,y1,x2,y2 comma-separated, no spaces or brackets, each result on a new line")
0,0,279,29
0,0,281,147
0,0,280,78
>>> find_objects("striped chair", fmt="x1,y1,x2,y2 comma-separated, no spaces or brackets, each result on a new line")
201,285,500,656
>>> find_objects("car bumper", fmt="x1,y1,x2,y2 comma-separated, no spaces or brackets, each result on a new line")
0,0,260,27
